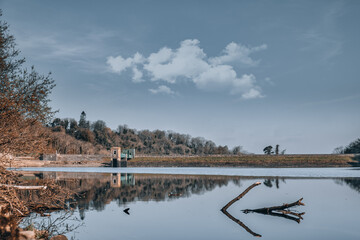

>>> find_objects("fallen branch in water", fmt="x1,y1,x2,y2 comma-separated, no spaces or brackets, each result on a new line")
222,208,262,237
243,198,304,214
221,182,261,212
248,209,305,224
242,198,305,224
221,182,262,237
221,182,306,237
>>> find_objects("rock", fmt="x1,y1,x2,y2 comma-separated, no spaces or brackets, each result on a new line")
50,235,68,240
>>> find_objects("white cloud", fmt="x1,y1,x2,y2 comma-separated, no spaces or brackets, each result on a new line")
107,39,267,99
209,42,267,66
107,56,133,73
149,85,175,95
241,88,264,100
144,39,209,83
194,65,237,91
106,52,145,74
132,66,144,83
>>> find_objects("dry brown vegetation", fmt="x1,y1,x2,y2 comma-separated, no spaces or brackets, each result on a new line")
0,167,73,239
0,11,75,239
0,10,55,163
129,154,357,167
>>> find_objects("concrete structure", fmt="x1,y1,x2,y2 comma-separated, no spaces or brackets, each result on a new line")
111,147,127,167
110,173,135,188
111,147,135,167
111,147,121,160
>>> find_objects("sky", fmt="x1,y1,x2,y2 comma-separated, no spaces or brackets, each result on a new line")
1,0,359,154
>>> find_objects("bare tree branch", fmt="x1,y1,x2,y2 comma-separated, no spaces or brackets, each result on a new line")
243,198,304,214
221,182,261,212
222,209,262,237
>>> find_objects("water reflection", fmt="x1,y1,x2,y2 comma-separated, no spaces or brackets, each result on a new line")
336,178,360,193
16,172,360,240
263,177,286,188
20,211,82,239
21,172,244,219
221,181,305,237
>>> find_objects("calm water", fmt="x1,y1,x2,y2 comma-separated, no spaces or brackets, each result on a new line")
16,167,360,240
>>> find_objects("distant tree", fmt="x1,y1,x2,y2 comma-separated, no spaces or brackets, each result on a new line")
280,149,286,155
68,119,78,133
263,146,273,155
91,120,106,132
204,140,216,154
232,146,242,155
191,137,205,154
79,111,89,129
333,146,345,154
275,144,279,155
216,145,229,155
344,138,360,154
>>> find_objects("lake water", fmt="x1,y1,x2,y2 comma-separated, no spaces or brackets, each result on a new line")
15,167,360,240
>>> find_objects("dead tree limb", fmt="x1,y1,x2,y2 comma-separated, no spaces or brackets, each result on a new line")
221,182,261,212
242,198,304,214
278,210,305,219
222,209,262,237
221,182,262,237
252,210,305,224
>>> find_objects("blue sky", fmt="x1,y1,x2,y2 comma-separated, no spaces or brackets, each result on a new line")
1,0,359,153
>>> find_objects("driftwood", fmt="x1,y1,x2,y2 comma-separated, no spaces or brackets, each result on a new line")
255,210,305,224
221,208,262,237
242,198,305,224
221,182,261,212
0,184,47,190
243,198,304,214
221,182,262,237
221,182,305,237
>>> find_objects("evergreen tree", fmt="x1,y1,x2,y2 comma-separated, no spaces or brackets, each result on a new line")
79,111,89,129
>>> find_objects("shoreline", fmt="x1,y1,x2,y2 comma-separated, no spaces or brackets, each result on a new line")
5,154,359,168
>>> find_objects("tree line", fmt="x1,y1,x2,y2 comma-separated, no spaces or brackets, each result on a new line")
333,138,360,154
49,111,244,155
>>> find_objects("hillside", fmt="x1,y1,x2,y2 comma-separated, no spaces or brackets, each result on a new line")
48,112,243,156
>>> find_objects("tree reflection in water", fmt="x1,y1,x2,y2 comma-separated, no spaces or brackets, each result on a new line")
263,177,286,188
335,178,360,193
21,172,244,220
20,211,82,239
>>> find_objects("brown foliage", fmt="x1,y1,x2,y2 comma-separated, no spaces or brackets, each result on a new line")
0,167,73,218
0,11,55,163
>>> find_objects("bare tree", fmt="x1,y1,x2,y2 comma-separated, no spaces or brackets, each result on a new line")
0,12,55,162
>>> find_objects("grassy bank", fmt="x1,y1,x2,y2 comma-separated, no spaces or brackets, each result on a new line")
128,154,359,168
7,154,359,168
